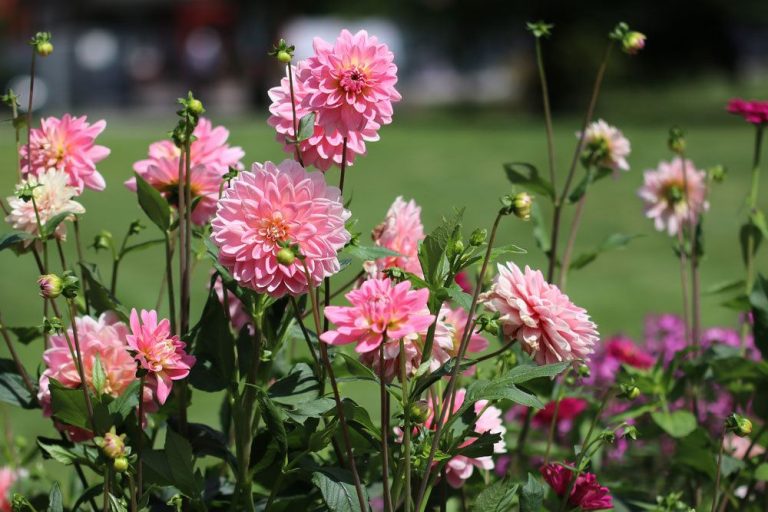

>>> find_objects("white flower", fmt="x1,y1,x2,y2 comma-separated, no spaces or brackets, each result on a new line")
579,119,631,172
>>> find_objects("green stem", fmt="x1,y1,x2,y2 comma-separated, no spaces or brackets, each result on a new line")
414,211,505,511
711,427,727,512
547,42,614,283
544,369,571,463
399,338,412,512
287,63,304,167
67,298,97,434
164,232,177,334
26,50,36,175
73,219,89,314
380,342,394,512
0,312,35,397
136,375,145,500
534,38,557,191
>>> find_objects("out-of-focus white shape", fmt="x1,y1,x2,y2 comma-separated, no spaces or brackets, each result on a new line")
7,76,49,112
76,29,119,71
185,26,222,73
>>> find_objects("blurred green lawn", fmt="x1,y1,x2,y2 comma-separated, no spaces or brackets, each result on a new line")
0,103,765,448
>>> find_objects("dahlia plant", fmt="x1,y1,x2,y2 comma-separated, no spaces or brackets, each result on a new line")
0,23,767,512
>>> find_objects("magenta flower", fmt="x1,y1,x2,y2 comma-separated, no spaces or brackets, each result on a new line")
727,98,768,125
0,467,16,512
127,118,244,225
425,389,506,488
540,463,613,510
532,397,588,430
480,262,599,365
371,196,425,276
211,159,351,298
587,335,655,386
21,114,110,193
268,63,380,171
38,313,150,419
638,157,709,236
321,278,434,354
298,29,401,137
126,309,195,405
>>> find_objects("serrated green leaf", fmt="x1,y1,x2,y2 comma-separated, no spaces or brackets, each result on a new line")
503,162,554,199
311,467,369,512
520,473,543,512
268,363,321,406
134,172,170,231
47,481,63,512
651,410,697,438
505,362,570,384
91,355,106,397
164,428,199,498
0,359,36,409
750,274,768,360
473,480,519,511
0,231,34,251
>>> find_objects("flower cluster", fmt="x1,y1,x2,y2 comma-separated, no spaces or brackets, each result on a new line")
541,463,613,510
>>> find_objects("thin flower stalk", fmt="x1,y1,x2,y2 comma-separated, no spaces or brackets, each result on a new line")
379,341,394,512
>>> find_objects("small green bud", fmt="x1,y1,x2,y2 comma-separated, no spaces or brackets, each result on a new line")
619,384,640,400
409,400,430,425
599,430,616,443
469,228,487,246
511,192,533,221
43,316,64,335
37,274,63,299
577,364,591,378
277,50,292,63
276,247,296,266
92,230,113,252
708,165,727,183
726,413,752,437
97,426,127,459
526,21,554,39
565,375,576,386
188,98,204,115
61,271,80,299
113,456,129,473
128,220,145,236
450,239,464,256
668,127,686,155
622,31,646,55
36,41,53,57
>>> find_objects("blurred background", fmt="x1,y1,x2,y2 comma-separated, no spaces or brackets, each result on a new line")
0,0,767,440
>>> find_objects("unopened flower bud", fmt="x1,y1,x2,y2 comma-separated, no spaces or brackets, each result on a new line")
188,98,204,115
512,192,533,221
450,239,464,256
708,165,727,183
276,247,296,266
565,375,576,386
619,384,640,400
113,456,129,473
622,31,646,55
37,274,63,299
61,271,80,299
577,364,591,378
409,400,430,424
43,316,64,335
726,413,752,437
469,228,487,246
92,230,112,252
97,427,127,459
277,50,292,63
36,41,53,57
668,127,686,155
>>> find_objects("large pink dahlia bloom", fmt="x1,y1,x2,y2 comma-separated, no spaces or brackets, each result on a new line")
38,313,146,417
578,119,631,172
540,464,613,510
5,169,85,242
479,262,599,365
371,196,425,276
638,157,709,236
298,29,401,137
127,118,244,225
268,63,380,171
321,278,434,354
127,309,195,405
426,389,506,488
0,467,16,512
21,114,110,193
211,159,351,298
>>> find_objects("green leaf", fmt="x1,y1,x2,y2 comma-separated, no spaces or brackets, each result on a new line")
91,356,107,397
504,362,570,384
0,359,36,409
37,437,92,466
706,279,745,296
282,397,336,423
503,162,554,200
296,112,316,142
489,243,527,262
107,380,140,420
79,263,128,320
567,167,612,204
569,233,642,271
188,284,237,392
120,238,164,257
72,484,104,511
335,352,379,384
751,274,768,360
268,363,321,406
520,473,544,512
530,202,551,254
418,208,464,287
466,379,544,410
342,398,381,446
42,211,76,239
134,172,170,231
253,389,288,472
740,221,763,265
47,481,63,512
445,284,473,310
473,480,519,511
311,467,369,512
0,231,34,251
651,410,697,438
164,428,199,498
343,244,401,261
184,422,237,471
7,325,43,345
754,463,768,481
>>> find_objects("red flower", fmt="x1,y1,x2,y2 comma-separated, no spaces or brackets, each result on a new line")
540,463,613,511
727,98,768,125
533,397,588,429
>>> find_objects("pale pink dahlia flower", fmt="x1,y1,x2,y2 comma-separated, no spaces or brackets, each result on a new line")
127,118,244,225
724,433,765,460
427,389,506,488
638,157,709,236
211,159,351,298
321,278,434,354
429,305,488,375
21,114,110,192
268,63,380,171
371,196,424,276
578,119,631,172
127,309,195,405
5,169,85,243
38,313,148,418
479,262,599,365
298,29,401,137
0,467,16,512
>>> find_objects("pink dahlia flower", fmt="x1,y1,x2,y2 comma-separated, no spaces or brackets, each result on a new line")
0,467,15,512
211,159,351,297
532,397,588,431
540,463,613,510
371,196,425,276
38,313,150,418
479,262,599,365
5,169,85,243
321,278,434,354
638,157,709,236
127,309,195,405
587,335,655,386
578,119,631,172
358,333,423,383
298,29,401,137
455,271,473,294
429,305,488,375
727,98,768,125
724,433,765,460
426,389,507,488
21,114,109,193
268,63,380,171
127,118,244,225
